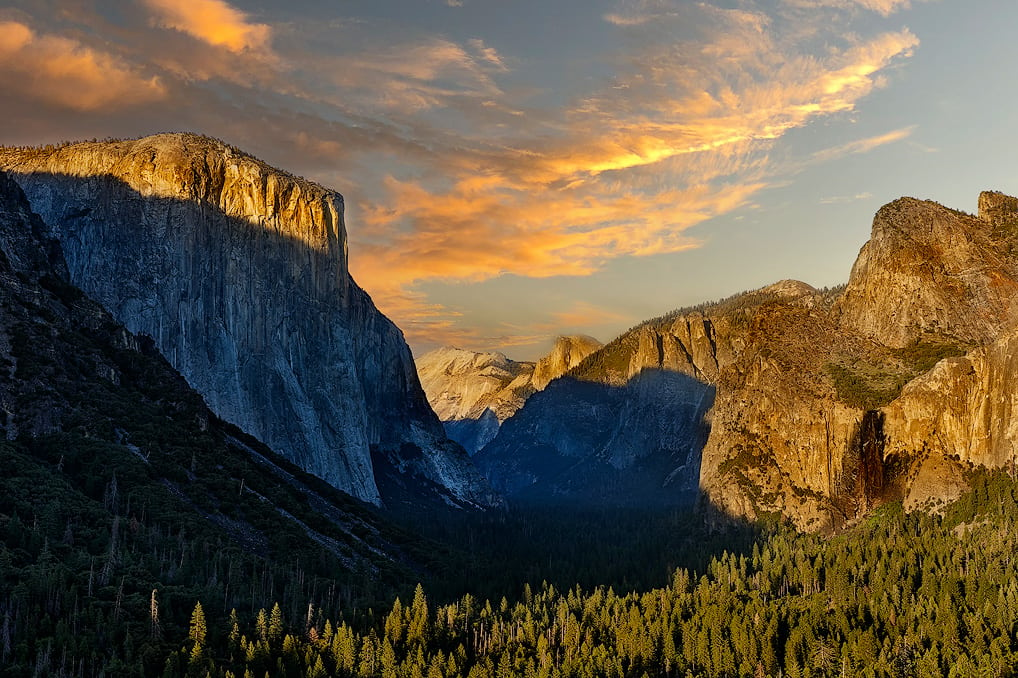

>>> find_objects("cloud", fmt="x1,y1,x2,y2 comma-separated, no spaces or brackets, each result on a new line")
349,176,760,340
0,0,925,352
309,37,508,113
811,126,915,163
0,20,166,111
348,10,917,301
549,302,632,331
819,192,874,204
141,0,271,53
783,0,920,16
603,0,678,26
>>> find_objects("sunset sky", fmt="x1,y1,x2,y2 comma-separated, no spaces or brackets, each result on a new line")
1,0,1015,360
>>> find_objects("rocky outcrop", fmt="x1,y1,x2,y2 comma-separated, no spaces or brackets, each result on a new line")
882,326,1018,470
701,195,1018,528
837,197,1018,348
0,134,494,508
531,335,602,390
416,336,601,454
979,190,1018,226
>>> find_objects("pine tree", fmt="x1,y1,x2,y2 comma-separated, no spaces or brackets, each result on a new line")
268,603,284,645
189,602,207,645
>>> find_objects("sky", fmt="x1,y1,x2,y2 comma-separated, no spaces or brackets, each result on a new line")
1,0,1016,361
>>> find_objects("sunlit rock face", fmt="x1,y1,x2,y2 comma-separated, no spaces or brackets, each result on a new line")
883,327,1018,479
416,336,602,454
531,335,603,390
0,134,494,508
417,347,536,424
836,196,1018,348
700,197,1018,529
477,191,1018,529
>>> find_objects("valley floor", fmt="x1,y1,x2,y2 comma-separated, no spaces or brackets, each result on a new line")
6,462,1018,677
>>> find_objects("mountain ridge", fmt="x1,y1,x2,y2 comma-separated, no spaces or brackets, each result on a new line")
475,190,1018,528
416,335,602,454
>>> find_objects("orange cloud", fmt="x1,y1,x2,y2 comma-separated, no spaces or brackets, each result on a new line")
343,11,919,350
0,20,166,111
306,37,509,114
350,177,762,346
0,1,925,354
141,0,271,53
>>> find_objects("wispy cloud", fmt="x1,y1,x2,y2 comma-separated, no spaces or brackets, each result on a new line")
811,126,915,163
549,302,632,331
783,0,921,17
348,4,918,344
603,0,678,26
820,192,874,204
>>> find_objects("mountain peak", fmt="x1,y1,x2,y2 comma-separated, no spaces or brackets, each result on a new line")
758,279,817,299
533,335,604,390
978,190,1018,226
1,133,346,262
837,192,1018,348
0,135,495,509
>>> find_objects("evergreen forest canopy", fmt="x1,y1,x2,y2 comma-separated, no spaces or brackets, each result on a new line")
158,471,1018,678
4,458,1018,677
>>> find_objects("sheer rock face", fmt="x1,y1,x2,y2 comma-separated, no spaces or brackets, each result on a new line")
416,336,602,454
702,196,1018,529
0,134,492,507
837,197,1018,348
883,326,1018,471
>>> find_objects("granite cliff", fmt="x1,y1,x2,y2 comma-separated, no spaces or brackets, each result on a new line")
416,336,601,454
0,134,494,509
479,192,1018,528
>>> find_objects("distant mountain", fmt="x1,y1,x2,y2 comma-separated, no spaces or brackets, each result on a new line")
416,336,602,453
477,192,1018,528
0,134,495,510
0,169,440,675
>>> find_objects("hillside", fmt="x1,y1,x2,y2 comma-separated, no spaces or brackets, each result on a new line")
479,193,1018,529
0,169,462,675
155,470,1018,678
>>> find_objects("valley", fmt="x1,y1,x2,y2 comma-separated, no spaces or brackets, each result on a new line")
1,135,1018,677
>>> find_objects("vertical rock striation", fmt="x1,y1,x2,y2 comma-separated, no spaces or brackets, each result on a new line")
0,134,492,507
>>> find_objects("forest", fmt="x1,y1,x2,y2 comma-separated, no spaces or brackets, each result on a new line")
4,453,1018,677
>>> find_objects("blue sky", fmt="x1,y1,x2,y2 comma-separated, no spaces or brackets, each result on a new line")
0,0,1014,360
